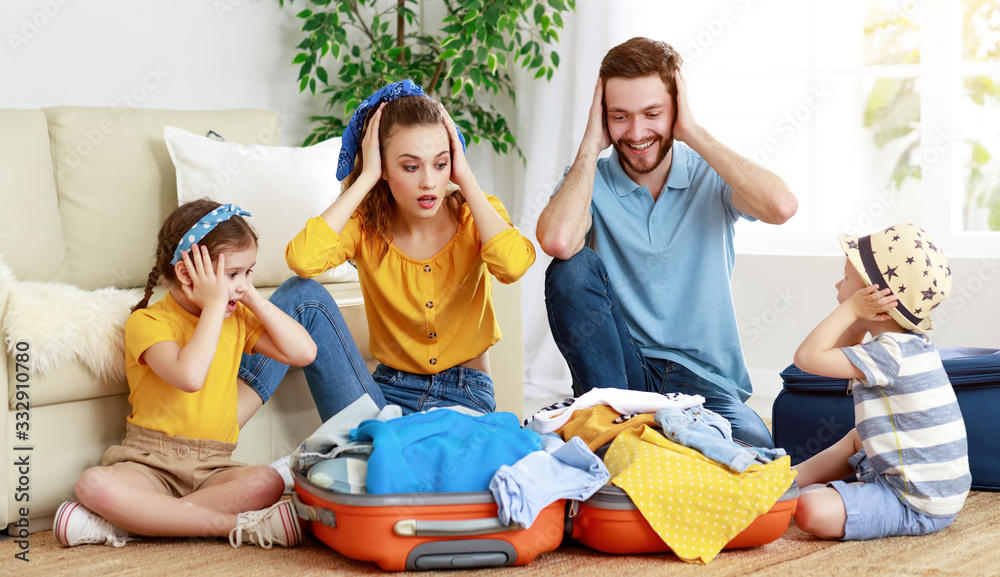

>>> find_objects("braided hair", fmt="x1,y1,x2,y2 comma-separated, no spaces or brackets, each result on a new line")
132,199,258,311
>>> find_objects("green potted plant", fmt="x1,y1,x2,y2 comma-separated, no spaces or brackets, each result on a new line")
276,0,575,159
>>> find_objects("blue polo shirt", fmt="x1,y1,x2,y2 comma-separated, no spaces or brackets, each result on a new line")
583,144,753,401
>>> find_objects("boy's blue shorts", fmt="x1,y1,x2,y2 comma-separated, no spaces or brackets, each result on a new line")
828,449,956,540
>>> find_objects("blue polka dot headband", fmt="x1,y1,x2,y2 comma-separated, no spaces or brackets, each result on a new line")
170,204,253,265
336,79,466,181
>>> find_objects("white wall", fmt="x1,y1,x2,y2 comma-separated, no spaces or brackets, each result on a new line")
0,0,323,145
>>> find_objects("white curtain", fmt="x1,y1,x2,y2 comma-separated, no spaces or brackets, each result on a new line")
509,1,661,398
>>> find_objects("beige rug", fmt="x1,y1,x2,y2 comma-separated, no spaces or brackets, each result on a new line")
4,491,999,577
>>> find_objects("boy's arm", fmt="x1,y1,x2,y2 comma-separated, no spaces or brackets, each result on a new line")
241,283,317,367
793,285,897,379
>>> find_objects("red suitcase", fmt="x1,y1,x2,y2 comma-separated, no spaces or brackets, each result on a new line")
567,482,798,554
292,470,565,570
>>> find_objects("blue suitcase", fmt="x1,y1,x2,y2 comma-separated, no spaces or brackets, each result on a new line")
772,347,1000,491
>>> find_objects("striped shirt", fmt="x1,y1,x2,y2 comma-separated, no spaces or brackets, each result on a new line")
842,332,970,517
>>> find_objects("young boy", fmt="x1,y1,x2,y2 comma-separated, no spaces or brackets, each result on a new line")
791,222,970,540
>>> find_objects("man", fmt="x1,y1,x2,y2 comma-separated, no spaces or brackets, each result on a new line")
536,37,797,448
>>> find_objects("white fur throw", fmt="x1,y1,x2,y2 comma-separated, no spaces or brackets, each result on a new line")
2,261,138,383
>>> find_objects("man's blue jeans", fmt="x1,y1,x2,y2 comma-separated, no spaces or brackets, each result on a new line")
238,277,495,423
544,248,774,449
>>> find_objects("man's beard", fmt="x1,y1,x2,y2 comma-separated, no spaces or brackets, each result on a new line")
613,135,673,175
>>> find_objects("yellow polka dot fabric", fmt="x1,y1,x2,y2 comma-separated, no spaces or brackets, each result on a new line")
557,404,657,452
604,425,796,564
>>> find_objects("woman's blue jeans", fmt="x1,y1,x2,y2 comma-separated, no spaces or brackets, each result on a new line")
544,248,774,449
238,276,495,423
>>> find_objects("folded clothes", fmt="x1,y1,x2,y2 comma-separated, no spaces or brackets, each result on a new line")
654,405,785,473
353,409,542,494
291,394,402,471
490,434,609,528
525,387,705,434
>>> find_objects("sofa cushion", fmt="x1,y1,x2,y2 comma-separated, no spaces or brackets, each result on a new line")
43,107,280,291
0,109,72,283
165,127,358,287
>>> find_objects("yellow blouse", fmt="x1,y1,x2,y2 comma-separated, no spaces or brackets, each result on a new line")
286,194,535,374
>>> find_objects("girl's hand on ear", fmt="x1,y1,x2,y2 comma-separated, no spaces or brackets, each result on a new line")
440,104,478,193
357,102,386,191
180,244,229,314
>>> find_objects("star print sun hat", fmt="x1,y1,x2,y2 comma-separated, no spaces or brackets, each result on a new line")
840,222,951,334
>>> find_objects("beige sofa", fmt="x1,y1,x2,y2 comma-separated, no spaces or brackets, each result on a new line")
0,106,524,533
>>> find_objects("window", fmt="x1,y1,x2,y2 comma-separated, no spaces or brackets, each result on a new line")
630,0,1000,256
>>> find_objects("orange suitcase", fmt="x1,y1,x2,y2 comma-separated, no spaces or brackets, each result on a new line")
292,470,565,570
567,483,798,554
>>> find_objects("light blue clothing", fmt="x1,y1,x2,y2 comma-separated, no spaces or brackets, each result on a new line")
830,449,957,540
584,145,753,401
352,409,542,494
654,404,785,473
842,332,970,517
290,394,401,471
489,434,610,528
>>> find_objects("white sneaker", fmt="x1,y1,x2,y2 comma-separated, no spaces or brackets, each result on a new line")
269,455,295,494
53,501,130,547
229,500,302,548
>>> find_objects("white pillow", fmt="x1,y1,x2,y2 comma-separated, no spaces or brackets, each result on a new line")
164,126,358,287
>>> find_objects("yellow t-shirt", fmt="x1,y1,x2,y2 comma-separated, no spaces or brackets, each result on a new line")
124,292,266,443
286,194,535,374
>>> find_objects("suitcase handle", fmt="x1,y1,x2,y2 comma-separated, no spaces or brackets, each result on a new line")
394,518,524,537
291,493,336,528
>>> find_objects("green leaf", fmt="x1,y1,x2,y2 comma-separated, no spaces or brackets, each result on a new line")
351,45,361,57
440,48,459,60
462,11,478,25
553,11,563,28
463,49,474,65
534,67,546,80
464,81,474,99
972,141,992,165
533,4,545,24
316,66,328,84
551,51,560,67
548,0,567,10
292,53,308,64
452,80,464,96
296,9,313,19
488,53,498,74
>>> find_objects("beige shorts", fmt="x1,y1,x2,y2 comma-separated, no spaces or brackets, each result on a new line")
102,423,246,498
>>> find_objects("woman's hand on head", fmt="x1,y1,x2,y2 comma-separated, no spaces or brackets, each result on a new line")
439,103,477,192
357,102,386,190
179,244,229,313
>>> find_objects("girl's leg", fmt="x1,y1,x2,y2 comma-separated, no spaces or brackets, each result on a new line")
793,428,862,486
183,465,284,515
239,276,386,423
74,466,238,538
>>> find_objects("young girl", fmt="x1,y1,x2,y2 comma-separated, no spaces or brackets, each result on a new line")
53,199,316,548
283,79,535,416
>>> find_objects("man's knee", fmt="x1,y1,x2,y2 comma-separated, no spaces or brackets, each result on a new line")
545,247,602,299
